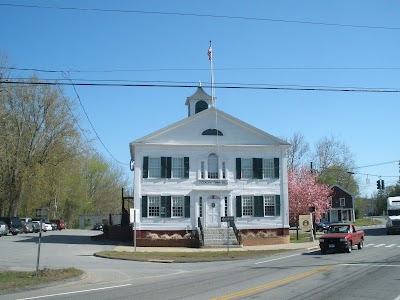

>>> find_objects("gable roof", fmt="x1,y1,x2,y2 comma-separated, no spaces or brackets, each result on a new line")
129,106,290,160
329,184,355,198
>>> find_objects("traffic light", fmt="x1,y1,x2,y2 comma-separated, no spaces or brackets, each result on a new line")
376,180,381,190
381,180,385,190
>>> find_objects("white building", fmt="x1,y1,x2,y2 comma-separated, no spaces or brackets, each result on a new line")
129,86,291,245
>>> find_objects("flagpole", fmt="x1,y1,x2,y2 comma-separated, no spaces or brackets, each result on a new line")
208,40,215,106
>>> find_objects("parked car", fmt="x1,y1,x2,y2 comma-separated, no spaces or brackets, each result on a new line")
50,219,65,230
92,223,103,231
0,217,24,235
31,221,41,233
44,222,53,231
0,220,9,236
319,223,365,254
32,221,47,232
316,222,331,232
20,218,34,233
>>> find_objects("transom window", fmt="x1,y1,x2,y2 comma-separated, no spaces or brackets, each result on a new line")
148,158,161,178
242,196,253,216
172,196,184,217
172,157,184,178
148,196,161,217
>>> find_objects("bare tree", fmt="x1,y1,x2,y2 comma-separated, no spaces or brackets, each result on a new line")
286,132,310,171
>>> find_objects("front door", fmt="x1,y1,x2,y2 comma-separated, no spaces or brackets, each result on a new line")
205,197,220,228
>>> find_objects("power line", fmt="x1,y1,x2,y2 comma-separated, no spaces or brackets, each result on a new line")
2,80,400,93
62,72,128,166
8,66,400,74
1,3,400,30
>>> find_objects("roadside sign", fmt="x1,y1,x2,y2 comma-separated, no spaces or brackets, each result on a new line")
36,208,49,218
221,216,234,222
298,214,313,231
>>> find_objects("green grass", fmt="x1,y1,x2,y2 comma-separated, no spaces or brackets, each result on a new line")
0,268,83,294
353,218,382,226
95,249,289,262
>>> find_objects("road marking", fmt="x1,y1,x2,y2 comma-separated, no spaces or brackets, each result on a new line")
341,263,400,267
364,244,375,247
254,253,301,265
211,265,334,300
373,244,386,247
385,244,397,248
18,283,133,300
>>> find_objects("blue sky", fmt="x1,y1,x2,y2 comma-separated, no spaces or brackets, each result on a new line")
1,1,399,197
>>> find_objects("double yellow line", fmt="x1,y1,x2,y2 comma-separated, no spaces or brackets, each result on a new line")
212,265,334,300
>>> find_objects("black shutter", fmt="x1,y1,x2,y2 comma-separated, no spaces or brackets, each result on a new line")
236,196,242,217
167,157,172,178
253,158,263,179
254,196,264,217
143,157,148,178
161,157,167,178
185,196,190,218
274,158,280,178
184,157,189,178
141,196,148,218
236,158,241,179
275,195,281,216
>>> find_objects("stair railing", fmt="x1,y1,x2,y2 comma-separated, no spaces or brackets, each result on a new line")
230,220,242,245
198,217,204,246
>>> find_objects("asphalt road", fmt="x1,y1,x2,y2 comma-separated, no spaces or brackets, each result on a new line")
1,225,400,300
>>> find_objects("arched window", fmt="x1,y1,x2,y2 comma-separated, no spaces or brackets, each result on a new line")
208,153,218,179
202,129,223,136
195,100,208,114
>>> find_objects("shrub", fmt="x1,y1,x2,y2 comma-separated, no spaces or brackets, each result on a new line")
146,233,160,239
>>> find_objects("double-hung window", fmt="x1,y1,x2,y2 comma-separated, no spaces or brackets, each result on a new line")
172,157,184,178
264,195,275,216
340,198,346,207
148,158,161,178
208,153,219,179
148,196,161,217
172,196,184,217
241,159,252,179
263,159,274,178
242,196,253,216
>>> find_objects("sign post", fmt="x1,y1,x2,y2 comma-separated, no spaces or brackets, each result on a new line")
221,216,234,256
35,208,49,277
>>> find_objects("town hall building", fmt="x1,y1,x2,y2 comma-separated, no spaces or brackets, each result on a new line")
129,86,291,246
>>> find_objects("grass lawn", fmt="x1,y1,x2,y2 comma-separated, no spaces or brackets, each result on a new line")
0,268,83,294
95,249,289,262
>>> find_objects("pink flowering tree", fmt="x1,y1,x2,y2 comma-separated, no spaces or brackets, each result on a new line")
288,166,332,224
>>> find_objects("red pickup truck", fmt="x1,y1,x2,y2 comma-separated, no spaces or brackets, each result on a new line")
319,223,365,254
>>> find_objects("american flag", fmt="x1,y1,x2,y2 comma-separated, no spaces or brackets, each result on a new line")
208,45,212,61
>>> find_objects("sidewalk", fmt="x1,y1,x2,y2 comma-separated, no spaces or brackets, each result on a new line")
113,241,320,253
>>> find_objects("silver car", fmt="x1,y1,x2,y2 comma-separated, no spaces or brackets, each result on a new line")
0,220,9,236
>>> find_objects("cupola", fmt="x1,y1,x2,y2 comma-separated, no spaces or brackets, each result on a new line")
185,83,215,117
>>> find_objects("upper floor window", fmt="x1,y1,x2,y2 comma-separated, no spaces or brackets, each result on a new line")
241,158,253,179
340,198,346,206
236,157,280,180
202,129,223,136
143,156,189,179
148,158,161,178
172,157,184,178
208,153,219,179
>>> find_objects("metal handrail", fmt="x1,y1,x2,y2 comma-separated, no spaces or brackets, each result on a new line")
197,217,204,246
230,221,241,245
